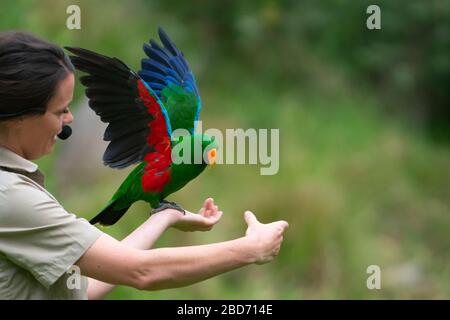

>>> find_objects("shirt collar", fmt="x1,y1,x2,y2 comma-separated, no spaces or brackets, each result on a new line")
0,146,39,173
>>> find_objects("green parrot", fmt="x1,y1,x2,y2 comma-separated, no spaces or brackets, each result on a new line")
66,28,218,226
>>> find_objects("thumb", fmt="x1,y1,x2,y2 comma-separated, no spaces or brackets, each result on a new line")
244,211,258,226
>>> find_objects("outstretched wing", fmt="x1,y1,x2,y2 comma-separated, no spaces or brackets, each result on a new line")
138,27,201,134
65,47,173,193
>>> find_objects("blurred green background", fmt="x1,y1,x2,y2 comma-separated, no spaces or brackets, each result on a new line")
2,0,449,299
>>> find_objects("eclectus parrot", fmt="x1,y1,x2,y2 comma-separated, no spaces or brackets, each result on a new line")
65,27,218,226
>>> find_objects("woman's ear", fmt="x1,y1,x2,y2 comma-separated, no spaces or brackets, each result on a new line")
15,116,25,125
0,119,15,137
10,116,27,132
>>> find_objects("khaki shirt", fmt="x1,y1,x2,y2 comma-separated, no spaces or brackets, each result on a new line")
0,146,103,299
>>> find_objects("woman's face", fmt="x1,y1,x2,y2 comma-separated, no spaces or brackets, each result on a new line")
18,73,74,160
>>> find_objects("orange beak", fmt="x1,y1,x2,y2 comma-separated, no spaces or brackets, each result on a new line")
207,148,217,166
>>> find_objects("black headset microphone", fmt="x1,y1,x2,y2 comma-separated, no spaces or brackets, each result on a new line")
57,125,72,140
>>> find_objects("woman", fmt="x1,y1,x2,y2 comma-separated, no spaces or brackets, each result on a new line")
0,31,288,300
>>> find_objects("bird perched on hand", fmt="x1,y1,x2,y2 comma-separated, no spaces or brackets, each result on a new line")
65,27,218,226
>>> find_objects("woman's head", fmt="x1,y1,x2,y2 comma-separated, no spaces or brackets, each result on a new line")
0,31,74,160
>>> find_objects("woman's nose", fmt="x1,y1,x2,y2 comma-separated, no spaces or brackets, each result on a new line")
64,111,74,124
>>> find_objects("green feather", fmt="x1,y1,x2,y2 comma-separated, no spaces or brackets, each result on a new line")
162,83,199,133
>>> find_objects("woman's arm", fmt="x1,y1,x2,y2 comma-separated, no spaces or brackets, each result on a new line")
87,198,223,299
78,211,288,292
87,211,173,299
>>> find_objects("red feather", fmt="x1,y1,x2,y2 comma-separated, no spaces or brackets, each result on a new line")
137,80,172,193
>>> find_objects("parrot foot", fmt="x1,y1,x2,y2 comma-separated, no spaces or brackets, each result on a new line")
151,200,185,215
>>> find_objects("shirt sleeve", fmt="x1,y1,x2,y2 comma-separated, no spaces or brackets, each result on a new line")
0,179,103,288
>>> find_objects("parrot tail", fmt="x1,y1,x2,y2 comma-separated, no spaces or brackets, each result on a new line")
89,199,131,226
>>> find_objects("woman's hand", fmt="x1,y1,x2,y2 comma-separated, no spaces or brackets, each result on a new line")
243,211,289,265
166,198,223,232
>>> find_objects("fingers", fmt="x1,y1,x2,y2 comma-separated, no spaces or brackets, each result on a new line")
213,210,223,222
200,198,212,217
201,210,223,230
204,210,223,224
203,198,214,210
202,198,221,218
244,210,259,226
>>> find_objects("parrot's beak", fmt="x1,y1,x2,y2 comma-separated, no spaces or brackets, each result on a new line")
207,148,217,166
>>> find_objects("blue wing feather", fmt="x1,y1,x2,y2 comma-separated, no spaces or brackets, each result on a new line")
138,27,201,133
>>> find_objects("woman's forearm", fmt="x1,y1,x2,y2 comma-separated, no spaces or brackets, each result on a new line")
136,237,255,290
87,213,173,299
121,212,173,249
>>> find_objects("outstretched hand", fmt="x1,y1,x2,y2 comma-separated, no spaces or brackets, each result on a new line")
169,198,223,232
243,211,289,264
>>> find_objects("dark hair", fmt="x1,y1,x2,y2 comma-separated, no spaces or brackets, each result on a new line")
0,31,74,120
